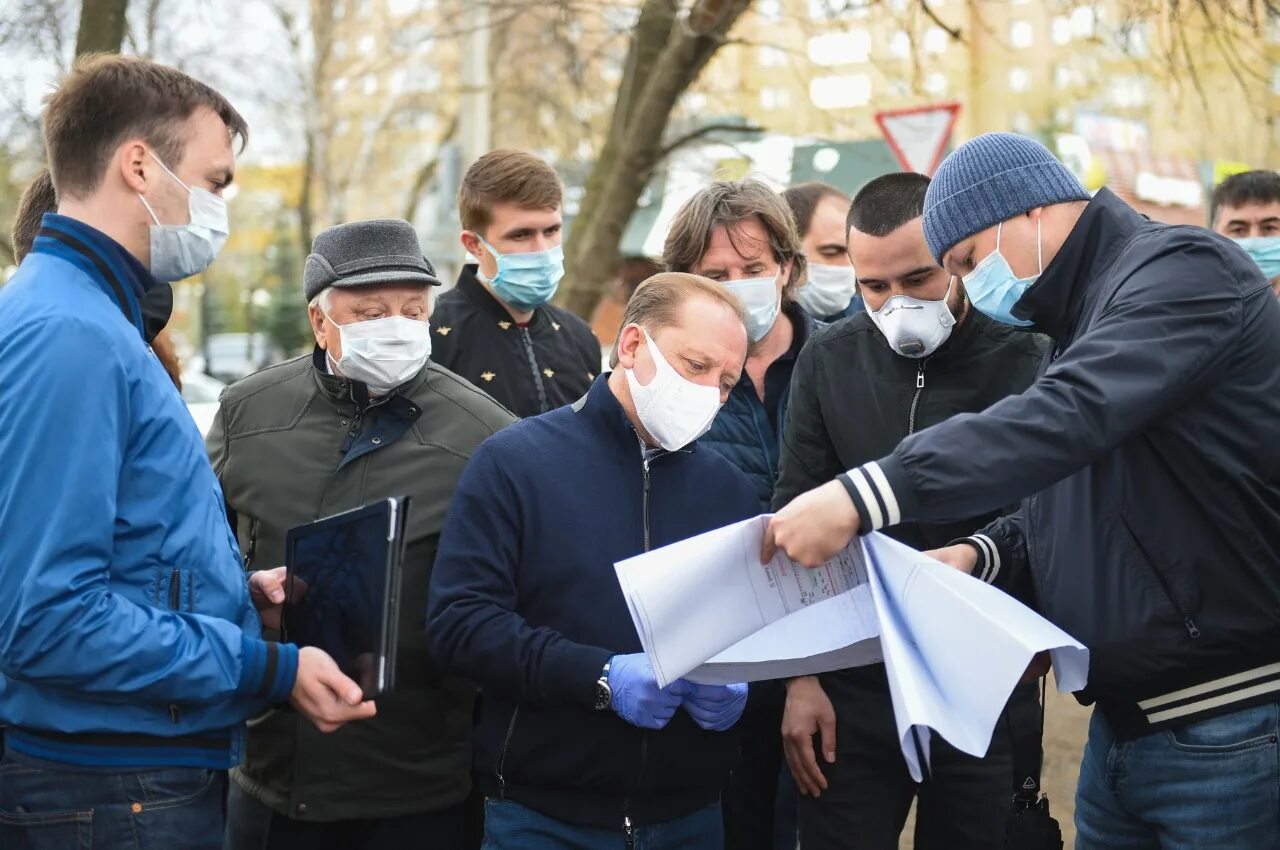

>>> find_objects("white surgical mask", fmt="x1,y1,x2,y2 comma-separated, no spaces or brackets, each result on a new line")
725,273,781,342
327,312,432,394
137,153,229,282
624,327,723,452
865,278,957,359
798,263,857,318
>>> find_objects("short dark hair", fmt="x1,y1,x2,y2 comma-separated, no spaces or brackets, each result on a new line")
663,178,807,302
847,172,931,238
43,54,248,200
783,182,850,238
11,169,57,263
1210,170,1280,226
458,148,563,234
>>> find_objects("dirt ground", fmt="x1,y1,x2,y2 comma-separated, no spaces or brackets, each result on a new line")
898,673,1092,849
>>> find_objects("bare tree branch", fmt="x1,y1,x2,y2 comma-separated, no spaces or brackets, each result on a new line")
919,0,961,41
658,121,763,159
401,112,460,222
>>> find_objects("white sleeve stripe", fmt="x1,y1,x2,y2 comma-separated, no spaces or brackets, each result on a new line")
973,534,1001,583
970,536,993,581
847,468,885,530
863,462,902,527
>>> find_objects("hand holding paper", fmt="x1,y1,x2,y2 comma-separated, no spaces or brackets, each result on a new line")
761,479,861,568
607,653,683,730
676,681,748,732
614,517,1090,780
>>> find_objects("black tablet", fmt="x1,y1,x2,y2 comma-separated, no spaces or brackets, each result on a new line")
282,497,410,699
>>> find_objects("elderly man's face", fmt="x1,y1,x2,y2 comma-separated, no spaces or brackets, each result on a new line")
309,283,431,363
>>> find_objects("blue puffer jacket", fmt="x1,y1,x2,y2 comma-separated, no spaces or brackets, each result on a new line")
0,215,297,770
700,303,823,509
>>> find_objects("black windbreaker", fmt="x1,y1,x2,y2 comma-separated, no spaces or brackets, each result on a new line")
841,189,1280,737
774,306,1046,558
431,266,602,418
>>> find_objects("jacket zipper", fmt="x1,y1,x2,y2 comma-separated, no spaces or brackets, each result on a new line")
495,706,520,799
907,357,931,435
242,516,260,570
626,445,660,841
642,455,652,552
1120,517,1201,639
168,569,182,723
518,327,550,414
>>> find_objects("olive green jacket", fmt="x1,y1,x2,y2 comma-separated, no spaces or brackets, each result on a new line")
207,350,514,821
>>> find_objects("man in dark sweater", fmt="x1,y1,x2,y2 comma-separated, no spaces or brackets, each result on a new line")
775,173,1045,850
431,149,601,417
428,273,758,849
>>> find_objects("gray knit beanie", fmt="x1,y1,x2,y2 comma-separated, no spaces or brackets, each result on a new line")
922,133,1091,264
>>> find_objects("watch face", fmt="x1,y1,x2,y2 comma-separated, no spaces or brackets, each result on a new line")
594,679,612,711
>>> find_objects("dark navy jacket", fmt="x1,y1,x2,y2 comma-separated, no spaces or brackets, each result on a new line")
842,190,1280,737
427,376,758,828
700,303,823,509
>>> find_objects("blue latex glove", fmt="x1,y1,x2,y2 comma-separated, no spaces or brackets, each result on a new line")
677,681,749,731
607,654,683,729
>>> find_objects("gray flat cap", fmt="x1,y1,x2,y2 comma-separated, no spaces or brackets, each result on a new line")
304,218,441,301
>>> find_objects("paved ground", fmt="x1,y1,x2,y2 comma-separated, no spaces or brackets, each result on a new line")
897,673,1092,849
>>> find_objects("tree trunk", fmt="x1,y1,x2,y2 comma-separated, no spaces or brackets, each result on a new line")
75,0,129,56
560,0,753,318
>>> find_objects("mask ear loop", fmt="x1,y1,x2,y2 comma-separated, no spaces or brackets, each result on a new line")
137,152,190,227
137,193,162,226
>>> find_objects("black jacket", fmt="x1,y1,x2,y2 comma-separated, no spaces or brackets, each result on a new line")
774,308,1045,559
702,303,824,509
841,189,1280,737
431,266,602,417
427,377,759,828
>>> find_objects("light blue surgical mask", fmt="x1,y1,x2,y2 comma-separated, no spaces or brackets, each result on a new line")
960,218,1041,328
475,236,565,311
1234,236,1280,281
725,273,781,342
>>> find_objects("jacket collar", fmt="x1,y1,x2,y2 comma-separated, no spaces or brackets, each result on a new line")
572,374,697,458
456,264,548,330
1014,188,1146,340
309,345,430,408
731,301,814,393
32,213,158,340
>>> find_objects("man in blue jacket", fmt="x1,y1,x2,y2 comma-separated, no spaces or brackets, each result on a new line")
428,272,756,849
766,133,1280,847
0,55,373,849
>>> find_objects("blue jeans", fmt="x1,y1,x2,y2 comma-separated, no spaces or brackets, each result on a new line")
1075,702,1280,849
482,798,723,850
0,747,227,850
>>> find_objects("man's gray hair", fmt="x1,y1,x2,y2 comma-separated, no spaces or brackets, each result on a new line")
308,288,334,314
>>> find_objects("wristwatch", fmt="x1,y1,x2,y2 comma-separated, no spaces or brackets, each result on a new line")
594,659,613,711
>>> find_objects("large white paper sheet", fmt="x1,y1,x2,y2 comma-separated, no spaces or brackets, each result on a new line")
863,533,1089,781
613,516,1090,778
614,515,875,688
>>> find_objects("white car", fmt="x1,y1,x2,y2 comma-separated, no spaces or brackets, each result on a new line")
181,371,227,436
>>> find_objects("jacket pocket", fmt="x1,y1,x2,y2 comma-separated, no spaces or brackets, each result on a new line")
158,568,187,724
1118,513,1202,639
